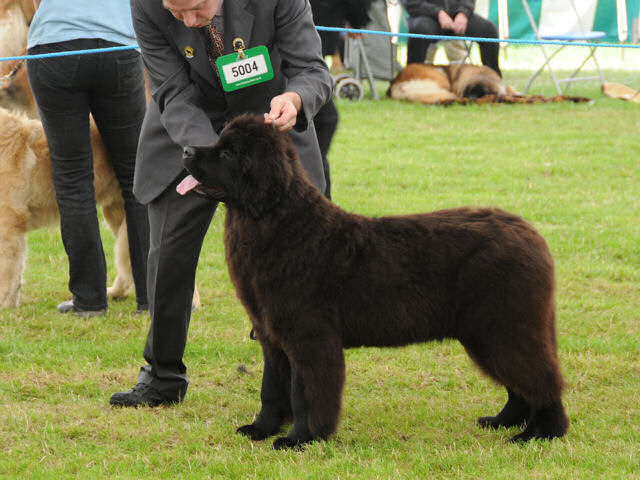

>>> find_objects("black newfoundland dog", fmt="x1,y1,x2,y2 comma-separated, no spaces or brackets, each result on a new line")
180,114,569,449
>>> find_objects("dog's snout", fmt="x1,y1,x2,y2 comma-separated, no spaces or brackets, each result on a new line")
183,146,197,159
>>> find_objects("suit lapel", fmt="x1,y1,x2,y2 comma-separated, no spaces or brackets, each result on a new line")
223,0,254,53
167,19,218,89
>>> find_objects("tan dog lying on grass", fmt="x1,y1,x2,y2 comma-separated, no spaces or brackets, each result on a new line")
388,63,511,104
388,63,592,105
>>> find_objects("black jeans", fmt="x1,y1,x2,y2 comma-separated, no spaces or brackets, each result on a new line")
407,14,502,76
27,39,149,310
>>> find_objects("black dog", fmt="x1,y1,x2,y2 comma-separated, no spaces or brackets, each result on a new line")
180,114,569,449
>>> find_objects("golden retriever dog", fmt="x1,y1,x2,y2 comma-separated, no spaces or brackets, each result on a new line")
181,115,568,449
0,0,34,59
0,107,136,308
387,63,512,104
0,60,199,309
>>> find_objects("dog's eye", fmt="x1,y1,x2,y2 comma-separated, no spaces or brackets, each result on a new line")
220,151,233,164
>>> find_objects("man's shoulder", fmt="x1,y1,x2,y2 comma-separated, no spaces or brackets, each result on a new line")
131,0,169,19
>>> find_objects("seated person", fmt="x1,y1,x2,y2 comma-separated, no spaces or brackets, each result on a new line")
402,0,501,76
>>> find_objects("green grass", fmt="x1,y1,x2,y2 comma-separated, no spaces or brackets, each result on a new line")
1,49,640,478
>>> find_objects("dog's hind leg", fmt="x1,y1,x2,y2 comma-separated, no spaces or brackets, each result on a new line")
510,401,568,442
0,223,27,309
478,388,530,429
462,324,568,441
101,200,133,299
237,345,291,441
509,317,569,442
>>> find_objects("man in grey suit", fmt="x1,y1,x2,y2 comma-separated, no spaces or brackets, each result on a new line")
111,0,332,406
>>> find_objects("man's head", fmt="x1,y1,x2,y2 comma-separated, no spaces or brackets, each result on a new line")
163,0,221,28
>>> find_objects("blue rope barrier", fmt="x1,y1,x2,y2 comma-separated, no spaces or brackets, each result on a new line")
1,26,639,63
0,45,138,63
315,26,640,49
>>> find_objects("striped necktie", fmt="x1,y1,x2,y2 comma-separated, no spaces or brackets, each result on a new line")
205,21,224,72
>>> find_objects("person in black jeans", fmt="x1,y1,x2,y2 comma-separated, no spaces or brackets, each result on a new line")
402,0,501,76
26,39,150,316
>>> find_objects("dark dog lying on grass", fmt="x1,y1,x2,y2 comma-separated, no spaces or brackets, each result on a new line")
178,114,569,449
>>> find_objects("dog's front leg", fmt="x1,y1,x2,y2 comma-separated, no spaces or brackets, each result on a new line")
272,360,314,450
237,344,290,440
0,226,27,309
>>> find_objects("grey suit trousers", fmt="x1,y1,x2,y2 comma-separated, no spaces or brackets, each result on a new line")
137,173,218,400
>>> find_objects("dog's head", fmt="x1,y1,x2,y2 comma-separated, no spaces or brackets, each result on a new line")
448,64,507,99
0,56,38,119
180,114,296,219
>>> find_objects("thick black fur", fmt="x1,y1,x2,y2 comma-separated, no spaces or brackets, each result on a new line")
183,114,569,449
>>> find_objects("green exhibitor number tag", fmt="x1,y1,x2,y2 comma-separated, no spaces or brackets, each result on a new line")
216,45,274,92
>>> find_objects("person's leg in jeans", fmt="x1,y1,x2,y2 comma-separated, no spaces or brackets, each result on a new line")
89,43,150,309
27,40,107,311
465,14,501,76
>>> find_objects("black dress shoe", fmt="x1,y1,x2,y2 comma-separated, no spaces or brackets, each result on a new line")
110,383,179,407
57,300,106,318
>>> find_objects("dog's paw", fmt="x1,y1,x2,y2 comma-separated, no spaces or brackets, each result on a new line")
510,427,540,443
477,415,500,429
272,436,307,451
236,424,272,441
479,414,529,429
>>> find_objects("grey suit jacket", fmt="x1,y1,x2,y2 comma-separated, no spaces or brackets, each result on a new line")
131,0,332,204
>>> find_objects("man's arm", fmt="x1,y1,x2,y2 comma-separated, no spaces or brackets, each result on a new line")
402,0,441,20
455,0,475,19
271,0,332,132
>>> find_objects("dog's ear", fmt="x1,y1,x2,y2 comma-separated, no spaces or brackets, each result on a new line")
240,158,285,220
237,128,292,220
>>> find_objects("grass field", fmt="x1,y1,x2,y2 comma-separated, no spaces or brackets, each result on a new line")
1,47,639,478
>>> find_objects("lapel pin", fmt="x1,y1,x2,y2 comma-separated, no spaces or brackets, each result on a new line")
184,46,195,59
233,37,246,59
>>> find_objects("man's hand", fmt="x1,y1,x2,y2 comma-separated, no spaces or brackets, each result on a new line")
451,12,468,35
264,92,302,132
437,10,454,30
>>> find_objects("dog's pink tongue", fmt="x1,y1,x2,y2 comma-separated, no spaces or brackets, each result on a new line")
176,175,200,195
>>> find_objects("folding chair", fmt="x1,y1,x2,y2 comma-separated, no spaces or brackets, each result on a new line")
521,0,606,95
341,0,401,100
